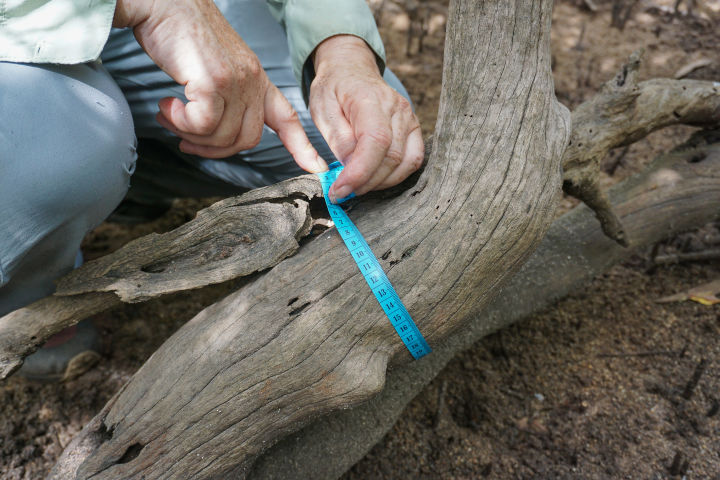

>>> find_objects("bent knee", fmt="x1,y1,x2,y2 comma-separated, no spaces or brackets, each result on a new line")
0,62,137,222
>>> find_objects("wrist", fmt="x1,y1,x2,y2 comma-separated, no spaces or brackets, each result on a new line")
312,35,380,78
113,0,154,28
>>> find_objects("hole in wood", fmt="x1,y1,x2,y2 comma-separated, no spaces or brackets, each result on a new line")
688,152,706,163
287,297,299,306
98,423,115,443
289,302,311,316
117,443,144,465
141,263,166,274
401,245,418,260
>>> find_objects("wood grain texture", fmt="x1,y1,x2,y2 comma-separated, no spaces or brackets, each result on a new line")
50,1,570,478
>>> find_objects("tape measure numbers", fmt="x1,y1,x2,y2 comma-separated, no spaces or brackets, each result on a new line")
317,162,431,360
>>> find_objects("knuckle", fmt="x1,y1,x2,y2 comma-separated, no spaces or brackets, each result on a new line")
365,128,393,149
194,120,216,136
397,97,413,114
237,128,263,151
217,134,236,148
284,108,300,124
250,130,263,148
385,149,404,167
212,67,234,94
336,131,356,148
246,58,263,79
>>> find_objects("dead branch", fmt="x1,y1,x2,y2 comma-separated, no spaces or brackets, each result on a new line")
0,177,319,379
0,3,711,479
562,49,720,245
654,249,720,265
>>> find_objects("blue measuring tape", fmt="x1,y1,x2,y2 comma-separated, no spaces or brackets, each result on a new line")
317,162,431,360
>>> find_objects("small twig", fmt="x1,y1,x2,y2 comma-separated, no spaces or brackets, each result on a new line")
654,249,720,265
573,22,587,51
500,388,526,401
682,358,707,400
596,350,681,358
669,450,689,476
611,0,640,30
673,0,683,16
674,58,713,79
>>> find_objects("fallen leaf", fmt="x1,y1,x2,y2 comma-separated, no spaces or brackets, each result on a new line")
656,279,720,305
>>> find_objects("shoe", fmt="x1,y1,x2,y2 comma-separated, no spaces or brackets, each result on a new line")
17,320,101,382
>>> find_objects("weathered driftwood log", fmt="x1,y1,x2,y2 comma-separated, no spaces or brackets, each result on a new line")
50,0,571,478
561,49,720,246
250,129,720,479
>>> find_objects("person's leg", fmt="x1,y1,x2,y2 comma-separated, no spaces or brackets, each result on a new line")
0,61,137,316
101,0,411,201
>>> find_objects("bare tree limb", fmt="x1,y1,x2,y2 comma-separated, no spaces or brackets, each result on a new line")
562,49,720,245
0,178,319,379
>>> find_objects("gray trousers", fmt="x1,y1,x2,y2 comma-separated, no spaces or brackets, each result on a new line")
0,0,409,316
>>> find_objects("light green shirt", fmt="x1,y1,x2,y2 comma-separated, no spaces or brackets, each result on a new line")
0,0,386,86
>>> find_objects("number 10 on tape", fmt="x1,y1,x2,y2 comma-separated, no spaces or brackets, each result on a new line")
317,162,431,360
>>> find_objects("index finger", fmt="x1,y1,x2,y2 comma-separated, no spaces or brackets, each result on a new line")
264,84,327,173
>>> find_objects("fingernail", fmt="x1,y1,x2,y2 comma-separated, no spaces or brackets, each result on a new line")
334,184,352,200
316,157,329,172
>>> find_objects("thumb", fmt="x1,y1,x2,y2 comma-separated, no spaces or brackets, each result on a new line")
264,84,327,173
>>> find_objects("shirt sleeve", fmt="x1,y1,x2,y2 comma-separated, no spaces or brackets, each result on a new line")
265,0,386,98
0,0,117,64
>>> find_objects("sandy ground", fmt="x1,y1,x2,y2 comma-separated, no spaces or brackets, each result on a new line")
2,1,719,478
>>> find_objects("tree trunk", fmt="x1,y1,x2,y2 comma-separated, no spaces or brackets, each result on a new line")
249,129,720,479
50,1,571,478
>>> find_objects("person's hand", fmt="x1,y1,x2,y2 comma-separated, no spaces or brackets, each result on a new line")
310,35,424,203
113,0,326,172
